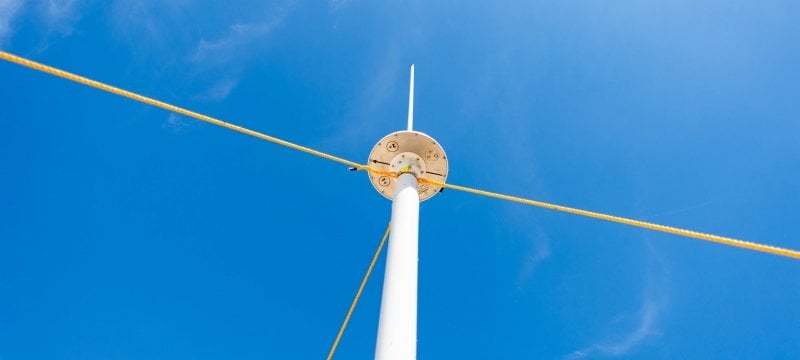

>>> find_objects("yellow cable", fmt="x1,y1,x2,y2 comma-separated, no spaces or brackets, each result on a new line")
4,51,796,259
419,179,800,259
0,51,367,169
327,223,391,360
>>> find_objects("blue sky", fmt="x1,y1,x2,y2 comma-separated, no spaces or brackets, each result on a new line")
1,1,799,358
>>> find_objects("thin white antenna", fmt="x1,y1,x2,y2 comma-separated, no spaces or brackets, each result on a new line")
407,64,415,131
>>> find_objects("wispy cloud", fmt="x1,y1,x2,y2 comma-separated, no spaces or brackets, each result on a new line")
191,21,281,67
0,0,85,51
108,1,193,53
108,1,295,102
28,0,85,53
329,0,352,12
516,233,550,287
645,200,715,220
187,2,295,101
0,0,25,48
566,300,660,359
566,243,670,359
194,77,238,102
163,113,191,134
39,0,81,35
323,45,402,152
511,216,551,289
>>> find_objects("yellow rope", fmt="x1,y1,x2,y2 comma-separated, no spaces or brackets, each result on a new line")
4,51,796,259
419,179,800,259
0,51,369,170
327,223,391,360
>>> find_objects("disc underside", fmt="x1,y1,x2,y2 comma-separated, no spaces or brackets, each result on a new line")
367,131,448,201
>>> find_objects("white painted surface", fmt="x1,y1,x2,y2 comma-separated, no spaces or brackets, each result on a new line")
375,172,419,360
407,64,415,131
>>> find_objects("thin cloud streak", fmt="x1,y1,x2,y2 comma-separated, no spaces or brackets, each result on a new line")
107,1,294,102
565,242,670,359
565,299,661,360
323,45,402,152
107,0,197,66
163,113,191,134
329,0,352,12
566,301,660,359
39,0,81,35
646,200,715,220
514,222,551,289
517,237,549,287
191,22,280,67
194,77,238,102
0,0,25,48
29,0,85,53
188,1,295,101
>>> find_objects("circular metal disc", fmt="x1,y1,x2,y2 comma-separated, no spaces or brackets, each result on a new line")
367,131,449,201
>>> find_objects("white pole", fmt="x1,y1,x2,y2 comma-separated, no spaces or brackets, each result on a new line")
407,64,415,131
375,172,419,360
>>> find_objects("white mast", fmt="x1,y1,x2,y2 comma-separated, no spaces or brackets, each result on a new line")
368,65,448,360
375,172,419,359
375,64,419,360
